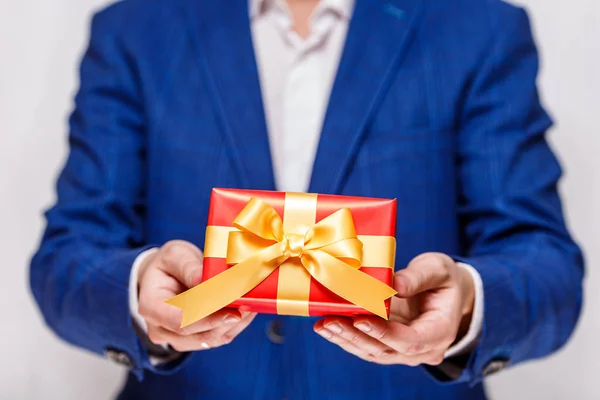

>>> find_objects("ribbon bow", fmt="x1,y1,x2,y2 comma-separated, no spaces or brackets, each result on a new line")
166,198,397,327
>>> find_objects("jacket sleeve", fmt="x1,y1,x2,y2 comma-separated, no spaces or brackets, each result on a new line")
431,4,584,385
29,9,183,379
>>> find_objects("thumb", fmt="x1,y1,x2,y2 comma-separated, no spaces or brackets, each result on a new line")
394,253,452,298
159,240,205,288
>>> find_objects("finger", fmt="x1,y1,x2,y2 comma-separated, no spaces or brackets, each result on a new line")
148,313,256,351
219,312,257,343
147,325,216,352
314,320,371,361
142,292,242,334
138,269,190,331
395,253,454,298
159,240,204,288
140,263,187,296
314,320,425,366
352,317,426,355
147,324,184,347
176,308,243,335
353,316,450,355
139,259,243,334
188,311,256,349
177,240,204,259
320,318,397,360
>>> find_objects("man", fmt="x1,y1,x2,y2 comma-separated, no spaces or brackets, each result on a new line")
30,0,584,398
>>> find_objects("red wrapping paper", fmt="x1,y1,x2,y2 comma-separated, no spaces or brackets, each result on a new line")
202,188,397,317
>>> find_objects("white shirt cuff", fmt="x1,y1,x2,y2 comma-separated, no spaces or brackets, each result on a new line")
444,262,484,359
130,248,178,365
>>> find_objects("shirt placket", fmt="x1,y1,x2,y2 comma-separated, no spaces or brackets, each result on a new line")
275,5,338,192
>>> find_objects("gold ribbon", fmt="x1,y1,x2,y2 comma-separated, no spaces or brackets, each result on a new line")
166,195,397,328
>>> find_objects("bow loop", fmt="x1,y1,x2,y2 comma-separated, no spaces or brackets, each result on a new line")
232,197,284,242
303,208,358,251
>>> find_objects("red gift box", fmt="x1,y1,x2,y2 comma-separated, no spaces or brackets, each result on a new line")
167,188,397,327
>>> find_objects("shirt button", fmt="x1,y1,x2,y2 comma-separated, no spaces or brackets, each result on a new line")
266,319,285,344
104,347,134,368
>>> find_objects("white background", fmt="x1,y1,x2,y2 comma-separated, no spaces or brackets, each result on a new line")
0,0,598,399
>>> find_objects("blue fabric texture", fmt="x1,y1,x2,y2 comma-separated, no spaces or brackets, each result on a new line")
30,0,584,399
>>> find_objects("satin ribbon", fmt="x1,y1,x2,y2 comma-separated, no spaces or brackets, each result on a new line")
166,196,397,328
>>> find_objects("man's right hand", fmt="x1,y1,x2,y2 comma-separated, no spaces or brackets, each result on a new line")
137,240,256,352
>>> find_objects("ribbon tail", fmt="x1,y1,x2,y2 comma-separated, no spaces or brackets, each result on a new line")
302,251,398,319
165,244,286,328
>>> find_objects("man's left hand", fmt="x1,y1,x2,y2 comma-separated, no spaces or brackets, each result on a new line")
314,253,475,366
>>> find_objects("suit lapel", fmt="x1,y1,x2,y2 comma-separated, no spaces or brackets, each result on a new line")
309,0,423,194
180,0,276,190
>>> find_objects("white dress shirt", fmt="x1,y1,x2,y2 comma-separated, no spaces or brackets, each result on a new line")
130,0,484,363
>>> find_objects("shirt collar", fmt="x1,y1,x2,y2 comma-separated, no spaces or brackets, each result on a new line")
249,0,355,20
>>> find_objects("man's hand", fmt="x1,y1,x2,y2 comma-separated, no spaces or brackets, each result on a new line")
137,240,256,352
314,253,475,366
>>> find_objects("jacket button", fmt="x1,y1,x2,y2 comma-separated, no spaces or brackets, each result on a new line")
104,348,134,368
266,319,284,344
482,358,509,377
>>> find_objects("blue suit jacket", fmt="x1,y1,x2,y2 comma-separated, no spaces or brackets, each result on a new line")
30,0,584,399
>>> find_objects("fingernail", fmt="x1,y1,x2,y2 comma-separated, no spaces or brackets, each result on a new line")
200,342,210,349
223,315,240,324
325,323,342,334
317,329,333,339
355,322,372,333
